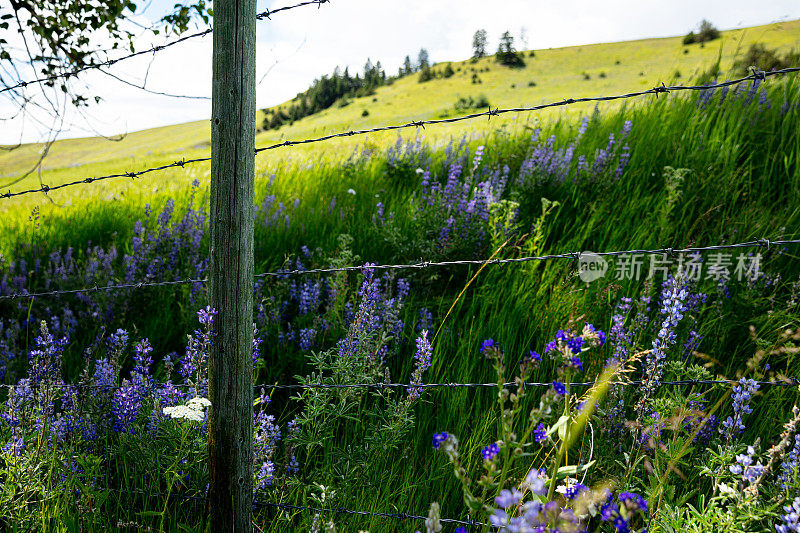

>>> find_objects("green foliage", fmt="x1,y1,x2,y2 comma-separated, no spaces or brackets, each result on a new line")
418,66,434,83
472,29,488,59
453,94,490,111
733,43,800,76
684,19,721,45
495,31,526,68
0,0,210,107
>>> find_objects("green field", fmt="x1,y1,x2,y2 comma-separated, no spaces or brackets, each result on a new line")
1,18,800,533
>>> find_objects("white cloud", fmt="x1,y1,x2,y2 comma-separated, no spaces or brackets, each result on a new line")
1,0,798,144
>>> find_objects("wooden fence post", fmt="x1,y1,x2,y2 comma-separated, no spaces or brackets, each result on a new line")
209,0,256,529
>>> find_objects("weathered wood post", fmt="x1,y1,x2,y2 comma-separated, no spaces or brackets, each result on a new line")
209,0,256,529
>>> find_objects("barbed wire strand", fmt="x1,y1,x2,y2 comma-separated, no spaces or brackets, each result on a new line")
1,238,796,301
1,377,797,391
2,68,797,200
253,68,800,154
0,0,330,97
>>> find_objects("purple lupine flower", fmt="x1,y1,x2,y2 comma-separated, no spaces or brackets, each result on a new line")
112,380,141,434
565,483,589,500
566,336,584,355
721,377,760,440
408,330,433,399
553,381,566,395
253,390,281,490
298,281,321,315
472,145,485,172
495,488,523,508
107,329,129,354
779,434,800,488
252,328,263,367
197,306,217,328
729,446,765,484
618,491,648,513
533,423,547,443
93,358,116,391
417,308,433,333
683,330,702,360
776,496,800,533
298,328,316,351
640,277,688,401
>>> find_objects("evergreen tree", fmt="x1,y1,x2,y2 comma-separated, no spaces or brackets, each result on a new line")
496,31,526,68
401,55,414,76
417,48,430,71
472,29,488,59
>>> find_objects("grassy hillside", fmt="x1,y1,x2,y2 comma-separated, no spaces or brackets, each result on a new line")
0,18,798,224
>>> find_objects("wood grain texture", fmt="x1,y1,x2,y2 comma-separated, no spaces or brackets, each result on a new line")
209,0,256,530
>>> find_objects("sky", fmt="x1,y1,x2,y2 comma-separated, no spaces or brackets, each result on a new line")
1,0,799,144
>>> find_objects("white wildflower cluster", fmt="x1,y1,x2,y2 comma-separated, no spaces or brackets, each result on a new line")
162,397,211,422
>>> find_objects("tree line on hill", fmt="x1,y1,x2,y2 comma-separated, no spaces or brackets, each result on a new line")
262,49,434,130
262,27,535,131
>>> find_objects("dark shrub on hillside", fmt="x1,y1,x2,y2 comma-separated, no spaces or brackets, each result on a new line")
684,19,721,45
733,43,800,75
454,94,490,111
443,63,455,78
418,66,434,83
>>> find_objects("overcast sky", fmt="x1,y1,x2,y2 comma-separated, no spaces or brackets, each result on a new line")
1,0,799,144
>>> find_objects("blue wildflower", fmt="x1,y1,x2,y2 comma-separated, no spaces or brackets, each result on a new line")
432,432,449,449
533,423,547,443
481,442,501,461
480,339,497,353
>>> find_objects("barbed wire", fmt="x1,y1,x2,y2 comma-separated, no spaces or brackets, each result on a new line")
2,68,797,200
2,377,797,392
1,238,797,301
256,0,329,20
0,277,207,300
253,67,800,154
254,238,799,278
0,0,331,98
0,155,211,199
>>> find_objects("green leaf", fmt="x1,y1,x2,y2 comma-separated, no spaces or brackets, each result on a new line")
556,460,595,478
547,415,570,440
